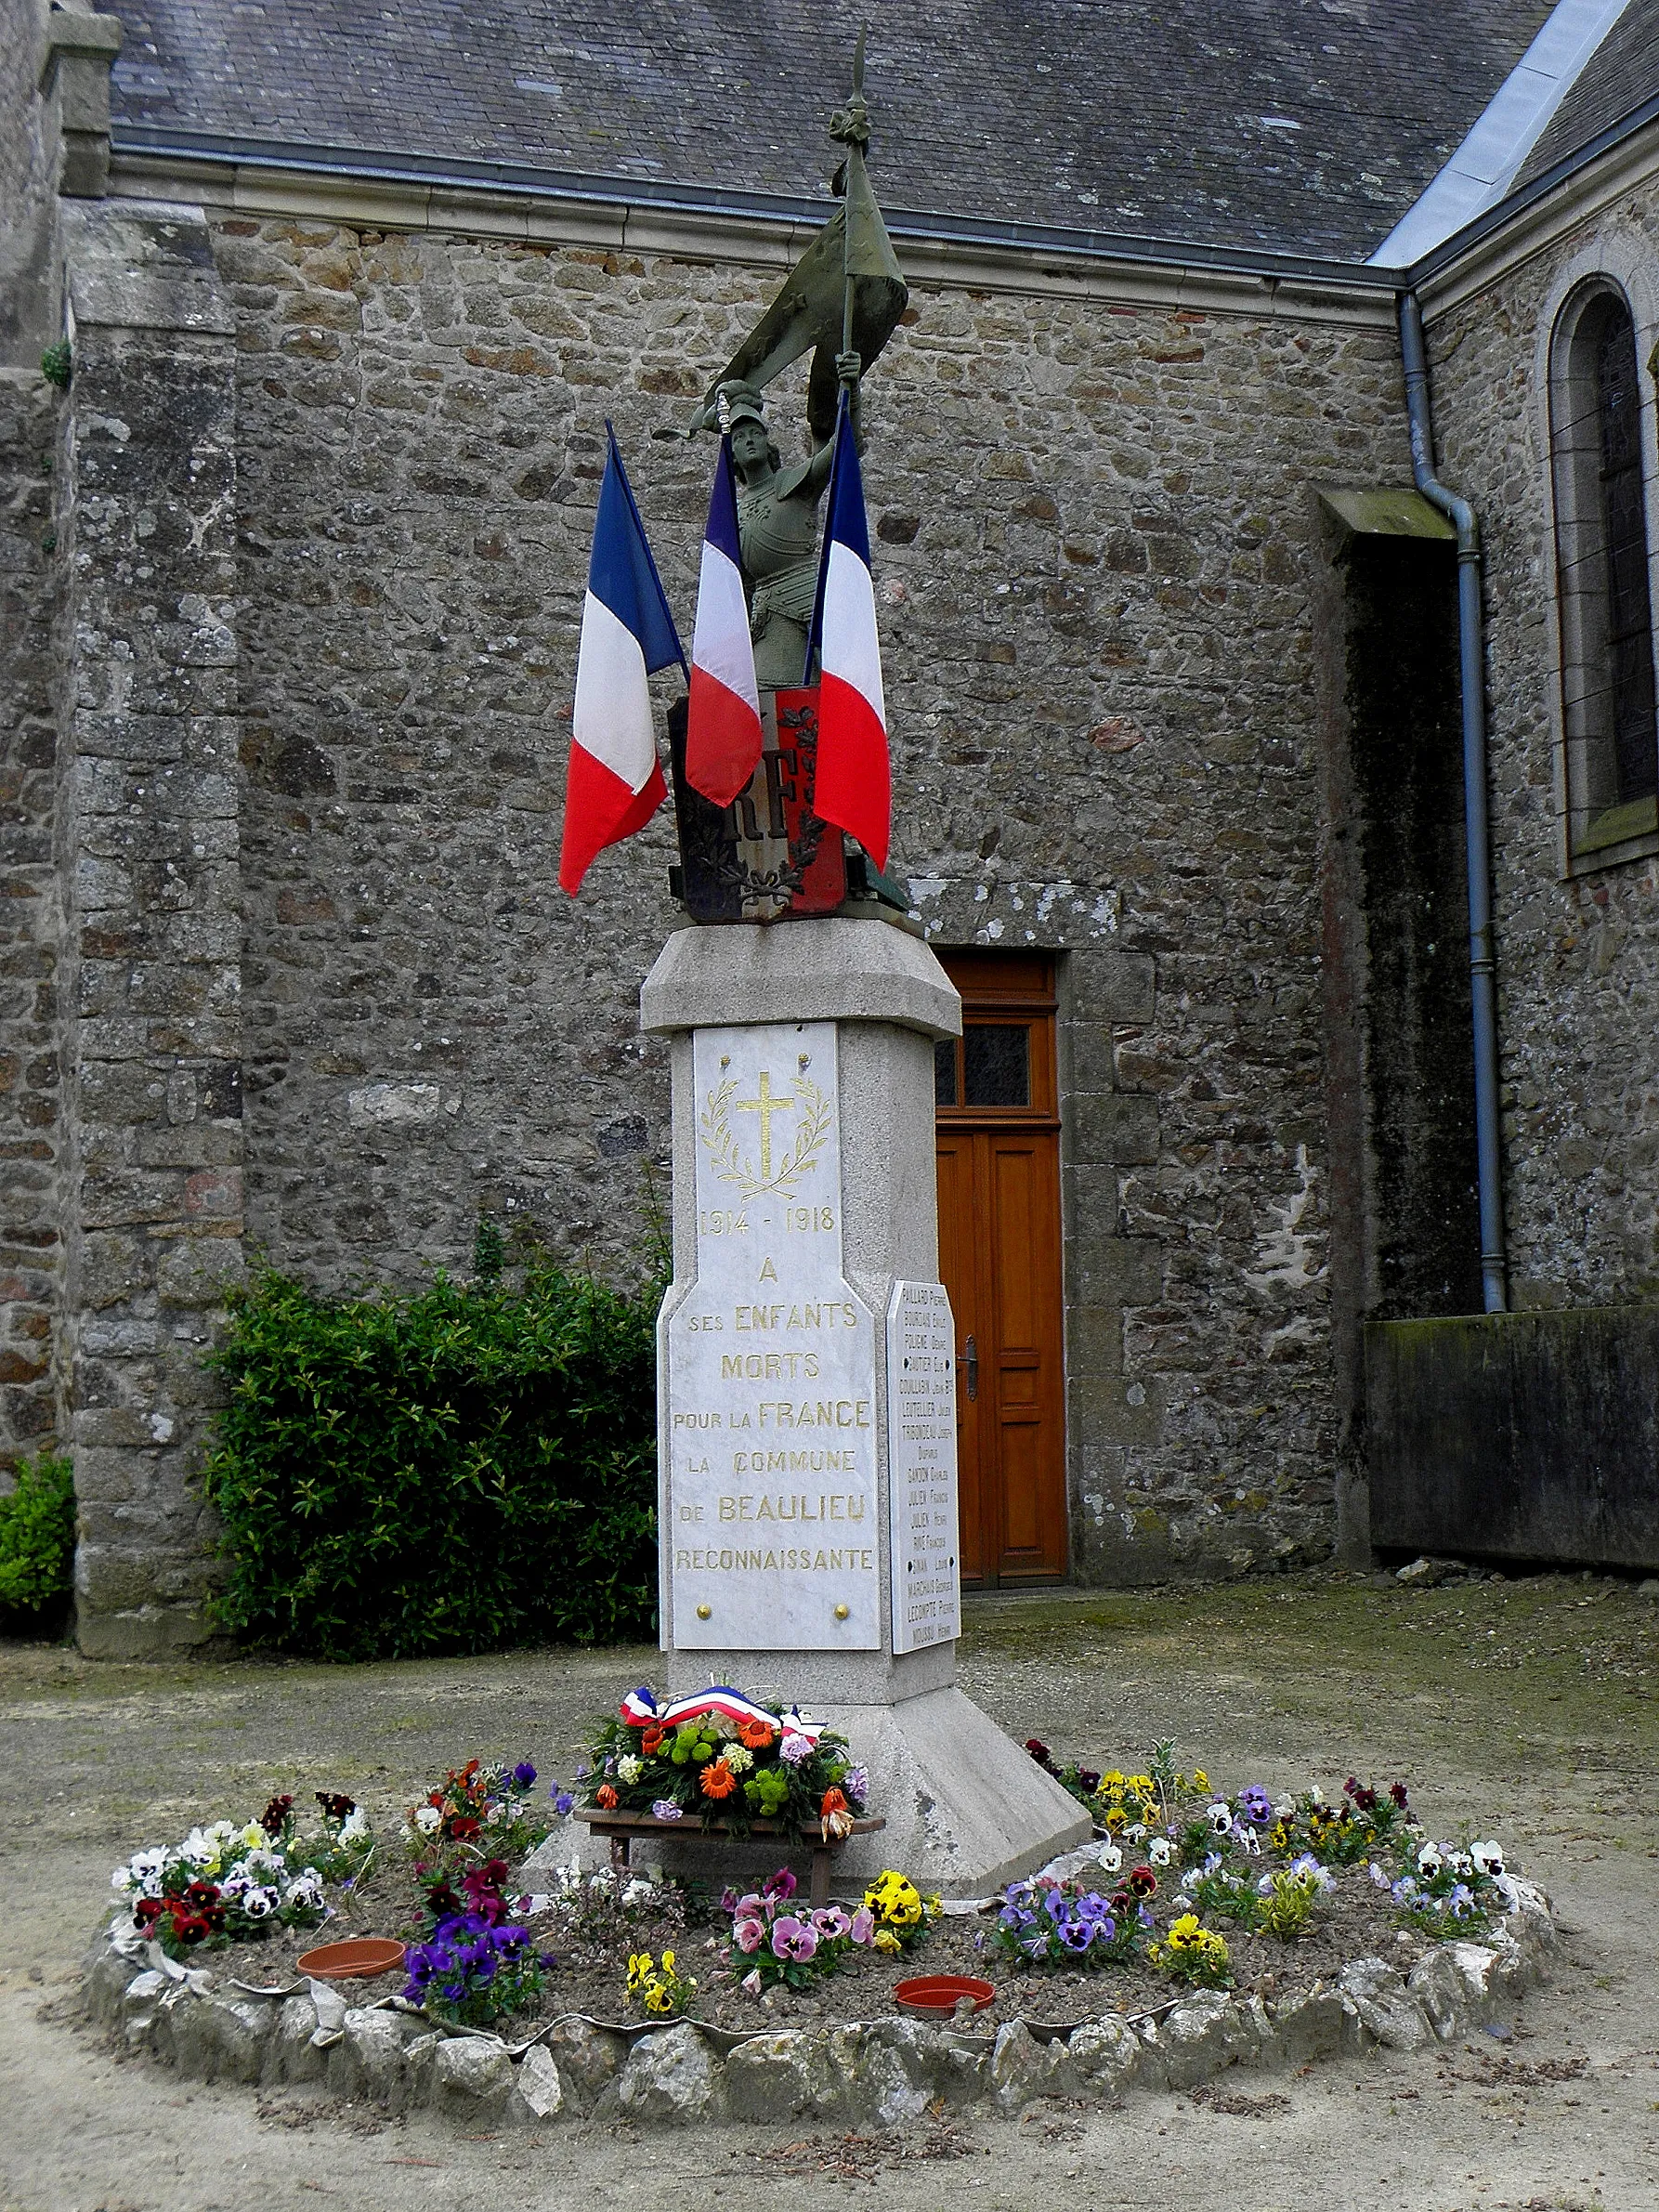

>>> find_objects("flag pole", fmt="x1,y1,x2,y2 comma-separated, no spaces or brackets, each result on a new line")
841,29,866,374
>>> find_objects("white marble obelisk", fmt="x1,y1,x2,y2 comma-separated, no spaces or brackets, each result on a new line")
641,915,1090,1896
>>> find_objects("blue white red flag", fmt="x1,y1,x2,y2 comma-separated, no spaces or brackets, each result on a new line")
618,1683,825,1743
685,437,764,806
558,425,685,896
805,391,891,870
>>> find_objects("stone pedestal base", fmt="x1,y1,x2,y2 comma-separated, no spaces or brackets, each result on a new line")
632,917,1092,1903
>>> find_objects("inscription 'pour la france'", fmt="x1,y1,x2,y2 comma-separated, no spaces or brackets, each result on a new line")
662,1021,881,1649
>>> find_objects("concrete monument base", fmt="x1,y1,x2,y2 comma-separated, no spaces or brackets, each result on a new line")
638,914,1090,1898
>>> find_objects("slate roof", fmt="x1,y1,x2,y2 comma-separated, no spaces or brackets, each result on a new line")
104,0,1557,264
1515,0,1659,186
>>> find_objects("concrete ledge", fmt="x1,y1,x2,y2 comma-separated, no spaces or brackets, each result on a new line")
641,920,961,1041
1366,1303,1659,1568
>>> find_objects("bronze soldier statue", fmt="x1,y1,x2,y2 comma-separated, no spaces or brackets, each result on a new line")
714,356,862,689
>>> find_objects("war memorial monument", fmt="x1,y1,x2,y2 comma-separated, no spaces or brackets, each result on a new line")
620,59,1090,1893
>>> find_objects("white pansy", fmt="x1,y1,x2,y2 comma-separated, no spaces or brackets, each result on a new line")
239,1822,268,1852
1148,1838,1173,1866
1273,1796,1296,1819
1207,1803,1233,1835
339,1807,369,1839
1417,1840,1443,1875
617,1756,644,1785
1124,1823,1147,1844
204,1821,239,1847
1096,1842,1123,1874
1470,1839,1505,1877
284,1872,324,1909
413,1805,442,1834
240,1886,278,1919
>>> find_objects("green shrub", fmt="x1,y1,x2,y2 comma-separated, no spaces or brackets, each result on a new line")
0,1453,77,1635
202,1251,661,1660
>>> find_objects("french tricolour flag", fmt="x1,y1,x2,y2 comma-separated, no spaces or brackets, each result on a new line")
557,426,685,897
806,391,891,870
685,438,764,808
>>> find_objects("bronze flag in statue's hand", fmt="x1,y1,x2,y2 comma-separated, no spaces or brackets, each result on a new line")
687,76,907,449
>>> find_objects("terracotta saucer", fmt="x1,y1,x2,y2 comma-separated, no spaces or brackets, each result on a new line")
892,1973,995,2019
294,1937,407,1981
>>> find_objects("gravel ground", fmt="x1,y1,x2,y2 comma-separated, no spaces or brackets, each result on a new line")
1,1565,1656,2210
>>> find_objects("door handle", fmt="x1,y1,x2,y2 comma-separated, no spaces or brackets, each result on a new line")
963,1334,978,1402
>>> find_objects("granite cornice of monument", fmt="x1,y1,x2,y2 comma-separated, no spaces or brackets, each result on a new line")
640,917,961,1041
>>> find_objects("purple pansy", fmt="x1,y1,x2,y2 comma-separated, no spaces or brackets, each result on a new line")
771,1916,818,1963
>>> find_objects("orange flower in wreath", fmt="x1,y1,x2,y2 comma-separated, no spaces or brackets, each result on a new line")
699,1759,738,1800
594,1783,620,1810
819,1787,853,1842
641,1725,665,1755
738,1720,775,1751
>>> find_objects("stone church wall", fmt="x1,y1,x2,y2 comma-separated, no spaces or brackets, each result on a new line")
1424,178,1659,1312
213,213,1412,1612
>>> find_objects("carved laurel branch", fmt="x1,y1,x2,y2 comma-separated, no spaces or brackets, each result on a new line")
699,1072,832,1201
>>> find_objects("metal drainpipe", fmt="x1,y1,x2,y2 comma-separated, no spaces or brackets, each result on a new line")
1397,291,1508,1313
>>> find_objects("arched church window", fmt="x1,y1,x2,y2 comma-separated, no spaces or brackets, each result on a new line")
1549,281,1659,858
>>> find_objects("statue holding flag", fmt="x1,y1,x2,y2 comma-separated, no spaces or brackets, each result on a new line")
560,38,906,911
673,36,906,908
716,362,859,690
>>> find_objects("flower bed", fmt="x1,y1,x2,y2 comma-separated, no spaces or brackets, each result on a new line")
85,1738,1561,2129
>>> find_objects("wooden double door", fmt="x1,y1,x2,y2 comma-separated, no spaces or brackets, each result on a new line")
934,951,1067,1586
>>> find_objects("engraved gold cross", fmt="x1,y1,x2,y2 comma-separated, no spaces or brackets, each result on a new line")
735,1068,794,1181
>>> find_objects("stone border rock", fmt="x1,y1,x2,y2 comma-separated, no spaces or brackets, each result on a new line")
81,1879,1557,2128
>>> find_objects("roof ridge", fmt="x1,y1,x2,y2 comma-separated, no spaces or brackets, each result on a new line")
1370,0,1635,265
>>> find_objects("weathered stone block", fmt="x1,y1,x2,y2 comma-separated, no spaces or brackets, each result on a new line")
1067,2012,1142,2095
268,1993,328,2083
1070,1233,1166,1306
542,2016,624,2111
1262,1985,1355,2068
1071,1093,1161,1165
171,1992,273,2084
1336,1957,1432,2052
512,2041,565,2120
432,2032,514,2114
1155,1990,1262,2088
333,2006,413,2107
601,2022,724,2125
990,2021,1079,2112
722,2030,841,2123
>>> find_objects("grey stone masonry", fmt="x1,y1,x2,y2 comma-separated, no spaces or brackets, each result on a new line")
0,370,67,1477
1423,180,1659,1313
58,201,243,1656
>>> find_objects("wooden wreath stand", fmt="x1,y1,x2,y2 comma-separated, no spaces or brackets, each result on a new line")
572,1806,886,1909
